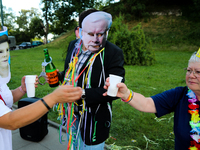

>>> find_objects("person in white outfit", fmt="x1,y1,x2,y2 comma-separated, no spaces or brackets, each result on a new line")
0,27,83,150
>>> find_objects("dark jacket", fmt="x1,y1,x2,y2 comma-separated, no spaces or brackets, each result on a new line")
60,39,125,145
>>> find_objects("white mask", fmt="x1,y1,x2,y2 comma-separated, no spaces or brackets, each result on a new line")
81,11,112,52
0,27,11,85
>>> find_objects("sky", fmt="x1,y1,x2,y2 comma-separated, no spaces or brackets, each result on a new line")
2,0,42,16
2,0,120,16
2,0,119,39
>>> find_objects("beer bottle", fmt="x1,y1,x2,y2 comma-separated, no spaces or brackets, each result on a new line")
43,48,59,87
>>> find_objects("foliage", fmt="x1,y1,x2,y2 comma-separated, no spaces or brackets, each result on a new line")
41,0,55,44
179,0,200,45
29,16,45,39
47,0,96,35
13,8,42,43
94,0,115,10
181,0,200,22
106,0,150,21
1,6,16,35
108,14,155,66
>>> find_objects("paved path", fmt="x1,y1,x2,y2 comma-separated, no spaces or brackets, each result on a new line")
12,105,108,150
12,125,68,150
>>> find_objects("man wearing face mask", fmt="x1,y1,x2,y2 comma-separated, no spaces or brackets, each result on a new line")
59,9,125,149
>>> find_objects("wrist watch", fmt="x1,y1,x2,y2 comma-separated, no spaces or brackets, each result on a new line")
81,89,86,99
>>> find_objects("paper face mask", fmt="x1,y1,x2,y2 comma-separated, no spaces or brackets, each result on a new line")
0,26,11,85
81,11,112,52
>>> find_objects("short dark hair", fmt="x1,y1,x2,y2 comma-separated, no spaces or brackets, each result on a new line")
0,34,8,44
79,9,99,28
74,26,78,32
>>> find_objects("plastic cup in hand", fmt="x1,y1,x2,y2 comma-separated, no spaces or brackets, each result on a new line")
107,74,122,97
25,75,36,97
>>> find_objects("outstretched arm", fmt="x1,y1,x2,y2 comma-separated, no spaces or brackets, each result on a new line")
103,77,157,113
0,85,82,130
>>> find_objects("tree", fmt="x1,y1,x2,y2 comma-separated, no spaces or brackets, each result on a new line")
1,6,16,35
16,10,30,31
29,16,45,39
50,3,77,35
41,0,55,44
41,0,97,36
94,0,115,10
15,8,42,43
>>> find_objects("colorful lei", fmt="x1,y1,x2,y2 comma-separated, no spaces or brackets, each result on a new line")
187,89,200,149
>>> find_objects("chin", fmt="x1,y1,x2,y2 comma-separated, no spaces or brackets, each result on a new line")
188,85,200,91
0,63,9,68
88,48,99,52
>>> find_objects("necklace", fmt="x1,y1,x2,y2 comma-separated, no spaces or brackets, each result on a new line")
187,89,200,149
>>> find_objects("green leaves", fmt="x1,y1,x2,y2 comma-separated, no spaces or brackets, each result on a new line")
109,14,155,66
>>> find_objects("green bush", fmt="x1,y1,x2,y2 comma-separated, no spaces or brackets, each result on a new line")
108,14,155,66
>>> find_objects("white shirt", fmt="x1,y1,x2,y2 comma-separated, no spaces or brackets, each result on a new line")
0,84,13,150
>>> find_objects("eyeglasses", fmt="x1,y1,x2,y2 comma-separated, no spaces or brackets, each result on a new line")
185,68,200,78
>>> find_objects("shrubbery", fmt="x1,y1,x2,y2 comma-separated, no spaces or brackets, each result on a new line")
108,15,155,66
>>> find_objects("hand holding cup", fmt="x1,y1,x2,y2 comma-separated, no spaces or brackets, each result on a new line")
25,75,37,97
106,74,122,97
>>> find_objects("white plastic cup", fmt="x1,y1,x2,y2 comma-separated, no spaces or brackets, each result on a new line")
25,75,36,97
107,74,123,97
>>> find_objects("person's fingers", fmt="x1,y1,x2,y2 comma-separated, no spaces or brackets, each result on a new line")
103,92,107,96
105,81,110,86
117,82,124,88
106,77,110,81
62,87,82,102
104,85,108,90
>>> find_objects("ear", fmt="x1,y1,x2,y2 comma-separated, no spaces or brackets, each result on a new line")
75,27,80,39
106,30,109,39
79,28,83,39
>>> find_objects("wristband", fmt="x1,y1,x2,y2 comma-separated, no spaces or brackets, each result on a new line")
41,99,51,110
19,86,26,94
121,89,133,103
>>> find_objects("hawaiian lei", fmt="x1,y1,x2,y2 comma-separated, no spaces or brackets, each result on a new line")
187,88,200,149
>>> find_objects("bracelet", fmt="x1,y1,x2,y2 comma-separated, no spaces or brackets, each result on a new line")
121,89,133,103
19,86,26,94
41,99,51,110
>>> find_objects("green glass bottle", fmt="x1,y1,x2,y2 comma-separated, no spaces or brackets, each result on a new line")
43,48,59,87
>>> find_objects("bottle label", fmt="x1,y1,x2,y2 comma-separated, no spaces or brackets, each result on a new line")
46,70,59,85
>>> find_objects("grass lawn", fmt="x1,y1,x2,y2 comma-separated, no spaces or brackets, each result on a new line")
8,43,194,149
107,49,191,149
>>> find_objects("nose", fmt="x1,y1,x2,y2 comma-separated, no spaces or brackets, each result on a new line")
3,51,8,58
189,71,196,78
93,35,100,44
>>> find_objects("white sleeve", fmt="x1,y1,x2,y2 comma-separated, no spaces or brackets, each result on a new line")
0,101,11,117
